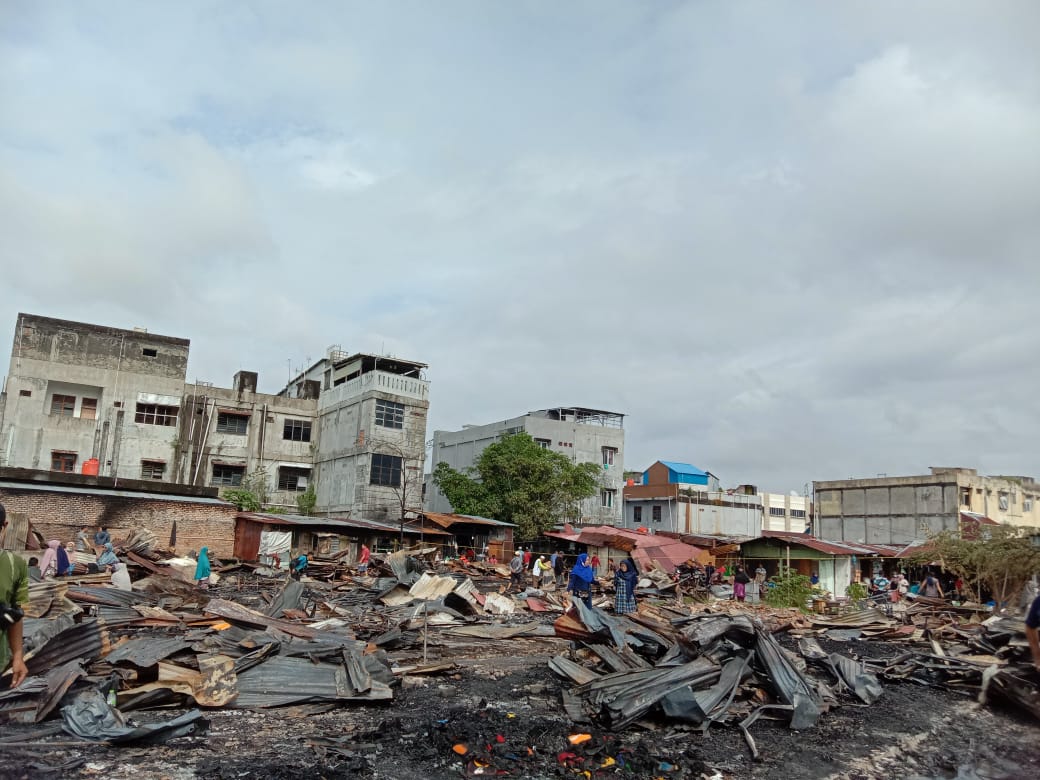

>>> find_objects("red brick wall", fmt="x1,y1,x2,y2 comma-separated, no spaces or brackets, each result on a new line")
0,487,237,556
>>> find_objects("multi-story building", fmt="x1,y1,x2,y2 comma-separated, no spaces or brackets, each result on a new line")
279,350,429,523
0,314,190,478
621,460,762,537
760,491,812,533
427,406,625,525
0,314,430,520
814,466,1040,544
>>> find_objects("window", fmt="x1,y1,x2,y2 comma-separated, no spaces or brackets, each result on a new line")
769,507,787,517
216,412,249,435
652,505,662,522
370,453,402,487
142,348,158,357
51,394,76,417
790,509,806,519
998,492,1009,511
135,403,178,426
283,418,312,442
1025,497,1034,512
80,398,98,420
601,488,616,508
18,389,31,397
278,467,311,492
602,447,617,467
51,451,77,472
534,438,551,449
211,464,245,487
960,487,971,506
633,506,642,523
140,460,166,480
375,399,405,429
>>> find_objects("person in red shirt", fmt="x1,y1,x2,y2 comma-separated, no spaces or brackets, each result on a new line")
590,554,601,576
523,549,532,568
357,543,370,574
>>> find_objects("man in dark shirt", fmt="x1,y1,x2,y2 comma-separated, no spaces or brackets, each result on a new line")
1026,592,1040,671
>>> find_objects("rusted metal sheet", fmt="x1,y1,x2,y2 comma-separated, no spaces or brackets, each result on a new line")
25,619,112,676
234,516,263,561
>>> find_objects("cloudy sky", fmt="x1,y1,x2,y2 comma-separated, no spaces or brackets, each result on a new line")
2,2,1038,493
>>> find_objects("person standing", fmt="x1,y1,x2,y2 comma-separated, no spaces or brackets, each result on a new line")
194,546,211,588
590,554,601,577
75,526,91,553
755,564,767,585
0,503,29,688
733,566,751,603
508,549,524,591
614,558,638,615
523,549,532,569
94,526,111,550
1026,591,1040,671
357,543,371,574
919,571,944,599
567,553,595,608
554,551,566,586
531,555,546,587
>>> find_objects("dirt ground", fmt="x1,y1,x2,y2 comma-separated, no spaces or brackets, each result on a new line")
1,629,1037,780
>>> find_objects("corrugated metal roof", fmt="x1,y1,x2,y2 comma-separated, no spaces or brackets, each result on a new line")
757,531,886,556
655,461,708,478
545,525,706,571
421,511,515,528
0,480,231,506
237,512,442,535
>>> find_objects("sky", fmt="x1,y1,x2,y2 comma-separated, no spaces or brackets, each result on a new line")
2,1,1039,493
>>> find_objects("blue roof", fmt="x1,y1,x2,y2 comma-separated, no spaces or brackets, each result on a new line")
658,461,708,477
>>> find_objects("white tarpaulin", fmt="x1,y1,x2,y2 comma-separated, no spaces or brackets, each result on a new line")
258,530,292,567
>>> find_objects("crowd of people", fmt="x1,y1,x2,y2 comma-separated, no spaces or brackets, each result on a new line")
24,524,130,588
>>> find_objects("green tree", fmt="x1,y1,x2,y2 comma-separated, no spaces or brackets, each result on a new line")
296,483,317,516
432,432,600,540
222,467,269,511
910,526,1040,606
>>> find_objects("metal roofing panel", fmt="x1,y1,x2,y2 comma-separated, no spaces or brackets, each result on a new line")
0,480,230,506
658,461,708,477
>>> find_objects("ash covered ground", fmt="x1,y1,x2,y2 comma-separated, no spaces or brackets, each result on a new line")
2,634,1036,780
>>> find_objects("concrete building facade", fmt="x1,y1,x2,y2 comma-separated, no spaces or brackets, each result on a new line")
427,407,625,526
815,466,1040,544
760,492,812,533
0,314,431,522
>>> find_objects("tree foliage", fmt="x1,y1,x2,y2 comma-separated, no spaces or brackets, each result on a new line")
910,526,1040,607
222,468,269,511
764,569,815,610
295,483,317,516
432,432,601,540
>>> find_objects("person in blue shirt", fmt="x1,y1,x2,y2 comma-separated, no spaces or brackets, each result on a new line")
290,552,308,580
810,572,819,586
567,553,594,608
194,547,211,589
1026,592,1040,671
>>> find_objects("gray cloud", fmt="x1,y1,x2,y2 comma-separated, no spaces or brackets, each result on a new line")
2,1,1038,493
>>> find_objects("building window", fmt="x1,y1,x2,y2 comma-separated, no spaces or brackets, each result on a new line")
1025,497,1034,512
216,412,249,435
51,394,76,417
790,509,806,518
633,506,642,523
652,505,662,522
601,488,616,508
283,419,312,442
278,467,311,492
135,403,178,426
370,453,402,487
51,451,77,472
534,438,551,449
18,389,31,397
80,398,98,420
998,492,1009,511
140,460,166,480
142,348,158,357
769,507,787,517
960,487,971,506
602,447,617,467
375,399,405,429
212,464,245,487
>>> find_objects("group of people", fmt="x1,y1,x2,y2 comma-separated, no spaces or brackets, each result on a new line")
505,547,641,617
26,525,124,584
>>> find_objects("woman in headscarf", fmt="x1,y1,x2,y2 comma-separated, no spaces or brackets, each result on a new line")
110,562,132,591
64,541,77,576
97,542,119,570
614,558,639,615
194,546,211,589
40,539,70,579
567,552,595,608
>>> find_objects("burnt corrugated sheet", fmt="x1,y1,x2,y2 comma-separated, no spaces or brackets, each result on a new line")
66,586,157,607
26,619,111,675
105,636,192,667
232,655,393,708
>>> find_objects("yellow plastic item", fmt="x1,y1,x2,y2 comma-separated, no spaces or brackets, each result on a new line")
568,733,592,746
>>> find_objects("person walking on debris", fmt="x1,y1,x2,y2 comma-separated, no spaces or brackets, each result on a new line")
568,553,595,608
194,546,211,589
919,571,944,599
554,551,566,586
590,554,601,576
508,549,525,591
733,565,751,602
357,543,370,573
0,503,29,689
1026,591,1040,671
614,558,638,615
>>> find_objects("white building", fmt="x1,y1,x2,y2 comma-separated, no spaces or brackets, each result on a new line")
760,492,812,532
427,406,625,525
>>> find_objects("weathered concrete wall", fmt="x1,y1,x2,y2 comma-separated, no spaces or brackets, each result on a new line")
0,486,237,556
815,478,960,543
